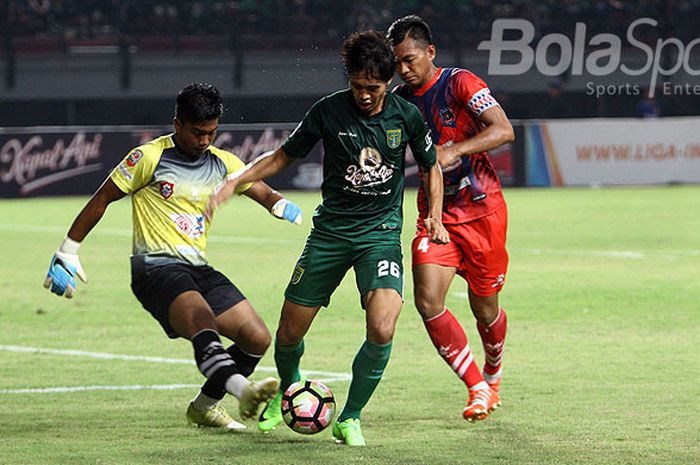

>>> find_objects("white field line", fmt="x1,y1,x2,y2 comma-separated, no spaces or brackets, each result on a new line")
2,223,697,258
0,345,352,394
0,384,200,394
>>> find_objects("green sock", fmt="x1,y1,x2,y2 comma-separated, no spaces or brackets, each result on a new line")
338,340,393,422
274,339,304,391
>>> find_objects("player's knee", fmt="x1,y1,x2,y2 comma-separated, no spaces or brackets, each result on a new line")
276,321,304,346
172,305,217,339
469,295,500,325
367,321,396,345
414,294,444,319
247,324,272,354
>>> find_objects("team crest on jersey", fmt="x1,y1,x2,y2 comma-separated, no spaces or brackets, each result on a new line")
159,181,174,199
386,129,402,149
126,149,144,167
440,108,456,127
291,265,305,285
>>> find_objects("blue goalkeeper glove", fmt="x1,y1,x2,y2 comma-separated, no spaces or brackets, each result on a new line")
43,237,88,299
270,199,302,225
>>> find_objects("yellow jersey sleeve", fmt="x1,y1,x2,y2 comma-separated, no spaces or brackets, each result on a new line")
209,146,254,194
110,138,167,194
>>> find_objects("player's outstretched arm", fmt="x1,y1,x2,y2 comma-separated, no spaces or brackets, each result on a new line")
437,106,515,168
422,163,450,245
242,181,302,225
208,147,297,217
44,178,126,298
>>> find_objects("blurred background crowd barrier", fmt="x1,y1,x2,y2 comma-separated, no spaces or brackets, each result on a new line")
1,0,700,125
2,117,699,198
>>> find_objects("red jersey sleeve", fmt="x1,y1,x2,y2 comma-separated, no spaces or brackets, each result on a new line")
451,70,500,117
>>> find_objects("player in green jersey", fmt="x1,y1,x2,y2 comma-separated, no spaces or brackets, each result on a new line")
209,31,449,446
43,83,304,430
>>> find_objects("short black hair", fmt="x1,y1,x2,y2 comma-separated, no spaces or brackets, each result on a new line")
175,83,224,123
386,15,434,48
341,30,396,82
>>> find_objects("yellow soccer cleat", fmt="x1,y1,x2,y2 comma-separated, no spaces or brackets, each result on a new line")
186,402,246,430
239,377,280,420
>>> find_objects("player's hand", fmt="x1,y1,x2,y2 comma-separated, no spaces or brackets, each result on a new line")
206,177,240,220
271,199,303,225
424,217,450,245
436,143,460,169
43,238,87,298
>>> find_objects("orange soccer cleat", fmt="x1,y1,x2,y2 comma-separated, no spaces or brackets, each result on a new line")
463,388,501,422
485,377,501,394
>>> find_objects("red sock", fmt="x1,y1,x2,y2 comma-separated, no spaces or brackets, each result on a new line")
423,308,486,390
477,308,507,379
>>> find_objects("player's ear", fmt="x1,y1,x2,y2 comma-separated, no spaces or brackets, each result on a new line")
173,117,181,133
427,44,436,61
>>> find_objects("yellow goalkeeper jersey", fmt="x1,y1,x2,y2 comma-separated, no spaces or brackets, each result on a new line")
110,134,251,267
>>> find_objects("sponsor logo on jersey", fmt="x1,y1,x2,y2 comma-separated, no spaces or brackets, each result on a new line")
117,164,133,181
359,147,382,172
159,181,174,199
173,214,205,239
386,129,402,149
175,245,201,257
424,133,433,151
491,273,506,288
126,149,144,167
291,265,305,285
439,108,456,127
338,130,358,138
345,147,394,188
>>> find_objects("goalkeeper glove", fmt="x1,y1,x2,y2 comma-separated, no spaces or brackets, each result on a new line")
270,199,302,225
43,237,88,298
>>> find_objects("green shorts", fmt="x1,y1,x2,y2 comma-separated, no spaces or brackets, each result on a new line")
285,228,404,308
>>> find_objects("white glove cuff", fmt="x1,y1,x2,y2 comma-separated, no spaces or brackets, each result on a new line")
59,237,81,255
270,199,287,218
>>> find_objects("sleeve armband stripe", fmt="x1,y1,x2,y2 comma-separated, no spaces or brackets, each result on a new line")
467,88,500,116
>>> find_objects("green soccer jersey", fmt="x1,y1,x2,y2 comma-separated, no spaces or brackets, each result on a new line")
282,89,436,237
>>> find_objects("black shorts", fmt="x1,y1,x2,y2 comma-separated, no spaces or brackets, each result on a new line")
131,258,246,339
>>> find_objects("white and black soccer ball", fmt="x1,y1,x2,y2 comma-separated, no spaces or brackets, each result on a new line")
281,380,336,434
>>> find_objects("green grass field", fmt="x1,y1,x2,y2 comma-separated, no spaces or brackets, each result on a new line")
1,186,698,465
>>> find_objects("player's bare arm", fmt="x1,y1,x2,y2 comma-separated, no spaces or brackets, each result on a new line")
422,162,450,244
43,177,126,297
209,147,296,215
242,180,303,225
437,106,515,168
65,178,127,242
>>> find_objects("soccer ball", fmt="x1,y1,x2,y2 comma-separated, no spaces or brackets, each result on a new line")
281,380,336,434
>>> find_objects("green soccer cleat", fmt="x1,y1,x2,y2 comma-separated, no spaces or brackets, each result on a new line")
239,377,280,420
186,402,246,430
332,418,366,446
257,390,283,432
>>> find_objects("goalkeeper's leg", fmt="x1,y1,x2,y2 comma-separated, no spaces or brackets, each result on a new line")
169,293,276,425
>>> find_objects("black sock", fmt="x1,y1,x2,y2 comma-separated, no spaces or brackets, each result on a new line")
192,329,239,400
226,344,262,378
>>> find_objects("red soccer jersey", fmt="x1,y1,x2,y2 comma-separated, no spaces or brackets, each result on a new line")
396,67,506,225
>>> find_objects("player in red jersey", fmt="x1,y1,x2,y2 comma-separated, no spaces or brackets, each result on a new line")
388,15,515,421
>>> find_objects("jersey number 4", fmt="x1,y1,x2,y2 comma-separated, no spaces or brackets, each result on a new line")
377,260,400,278
417,237,430,253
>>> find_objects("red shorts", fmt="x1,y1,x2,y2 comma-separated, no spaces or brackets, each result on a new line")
412,206,509,296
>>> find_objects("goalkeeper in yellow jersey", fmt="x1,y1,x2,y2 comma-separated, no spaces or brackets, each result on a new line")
43,83,303,430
